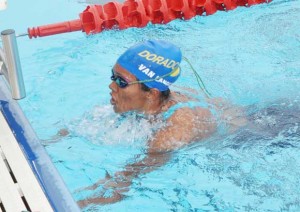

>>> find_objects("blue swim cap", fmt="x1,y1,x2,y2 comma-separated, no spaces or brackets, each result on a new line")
117,40,182,91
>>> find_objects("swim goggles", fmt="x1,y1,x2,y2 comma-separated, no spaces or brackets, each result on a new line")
111,70,140,88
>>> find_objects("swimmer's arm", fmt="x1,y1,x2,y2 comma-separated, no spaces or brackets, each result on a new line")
78,108,215,207
113,107,215,179
110,108,215,185
77,151,171,207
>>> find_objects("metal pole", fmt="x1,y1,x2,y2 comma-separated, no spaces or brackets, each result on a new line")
1,29,26,99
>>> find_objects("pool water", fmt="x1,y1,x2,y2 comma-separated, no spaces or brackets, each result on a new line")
1,0,300,211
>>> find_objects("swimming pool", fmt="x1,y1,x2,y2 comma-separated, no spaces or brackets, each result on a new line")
1,0,300,211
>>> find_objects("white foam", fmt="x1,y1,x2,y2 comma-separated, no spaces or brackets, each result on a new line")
0,0,7,10
68,105,166,147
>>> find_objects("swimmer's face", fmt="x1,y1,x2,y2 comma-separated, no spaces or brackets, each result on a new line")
109,64,148,113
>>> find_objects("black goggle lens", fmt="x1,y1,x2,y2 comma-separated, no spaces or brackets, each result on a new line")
111,72,129,88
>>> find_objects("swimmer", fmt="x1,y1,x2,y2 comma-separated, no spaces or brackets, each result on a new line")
77,40,246,208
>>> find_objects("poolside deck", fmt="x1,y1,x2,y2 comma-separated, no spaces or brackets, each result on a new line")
0,112,53,211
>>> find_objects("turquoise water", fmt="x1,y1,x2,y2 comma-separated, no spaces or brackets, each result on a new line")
1,0,300,211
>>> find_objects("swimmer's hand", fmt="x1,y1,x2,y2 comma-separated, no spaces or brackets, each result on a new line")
41,128,70,145
48,128,70,141
77,171,132,208
78,190,123,208
57,128,70,137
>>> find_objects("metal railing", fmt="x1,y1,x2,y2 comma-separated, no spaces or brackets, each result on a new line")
0,29,26,100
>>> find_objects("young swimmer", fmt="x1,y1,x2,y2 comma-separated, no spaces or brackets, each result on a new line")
77,40,247,207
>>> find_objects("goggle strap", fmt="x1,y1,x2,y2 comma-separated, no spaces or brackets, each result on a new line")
183,56,212,99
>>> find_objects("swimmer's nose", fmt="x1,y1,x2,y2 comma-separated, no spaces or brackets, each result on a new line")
109,81,117,92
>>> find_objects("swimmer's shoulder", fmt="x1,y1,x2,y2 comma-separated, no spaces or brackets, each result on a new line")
161,91,209,113
165,91,215,122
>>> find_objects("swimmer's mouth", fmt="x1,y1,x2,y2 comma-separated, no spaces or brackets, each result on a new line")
110,93,116,105
110,98,116,105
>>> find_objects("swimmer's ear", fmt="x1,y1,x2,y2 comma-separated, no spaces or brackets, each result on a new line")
148,88,160,100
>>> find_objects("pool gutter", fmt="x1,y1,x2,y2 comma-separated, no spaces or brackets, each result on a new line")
0,77,80,211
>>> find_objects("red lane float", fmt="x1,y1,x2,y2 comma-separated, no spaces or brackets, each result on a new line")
27,0,270,39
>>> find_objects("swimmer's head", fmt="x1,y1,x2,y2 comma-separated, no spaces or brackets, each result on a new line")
116,40,182,91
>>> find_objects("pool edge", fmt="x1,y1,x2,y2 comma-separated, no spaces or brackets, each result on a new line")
0,77,80,211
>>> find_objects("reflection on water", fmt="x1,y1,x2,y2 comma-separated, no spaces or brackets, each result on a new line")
6,0,300,210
